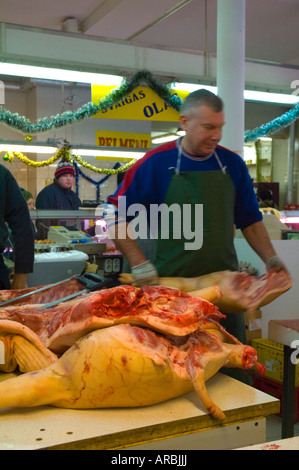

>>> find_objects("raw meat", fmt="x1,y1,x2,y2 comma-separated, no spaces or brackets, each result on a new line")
0,285,223,354
0,278,86,306
119,269,293,312
0,321,262,421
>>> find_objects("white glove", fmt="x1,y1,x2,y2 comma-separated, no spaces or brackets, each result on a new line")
266,256,288,273
131,261,159,287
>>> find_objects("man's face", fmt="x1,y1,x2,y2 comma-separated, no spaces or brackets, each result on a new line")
58,173,74,189
180,104,225,157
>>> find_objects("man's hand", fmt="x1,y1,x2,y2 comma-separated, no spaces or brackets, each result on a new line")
266,256,288,273
131,261,159,287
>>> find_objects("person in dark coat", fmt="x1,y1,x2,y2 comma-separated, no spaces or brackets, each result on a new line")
0,164,34,289
36,160,81,239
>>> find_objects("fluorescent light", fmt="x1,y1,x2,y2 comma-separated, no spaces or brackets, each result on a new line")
152,135,178,144
74,149,145,159
170,82,299,105
244,89,299,105
0,144,56,154
170,82,217,94
0,144,145,161
281,217,299,224
0,63,123,86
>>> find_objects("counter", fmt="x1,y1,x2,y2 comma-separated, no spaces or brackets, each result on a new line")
0,373,279,450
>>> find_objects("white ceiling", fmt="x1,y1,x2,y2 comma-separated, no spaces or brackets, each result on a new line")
1,0,299,68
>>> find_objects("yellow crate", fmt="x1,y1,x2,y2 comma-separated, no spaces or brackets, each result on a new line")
252,338,299,387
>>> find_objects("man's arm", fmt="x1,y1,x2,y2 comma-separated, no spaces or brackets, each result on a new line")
110,221,159,286
242,220,276,264
242,220,287,272
113,222,147,266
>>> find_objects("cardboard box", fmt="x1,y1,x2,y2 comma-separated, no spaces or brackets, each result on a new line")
245,310,262,344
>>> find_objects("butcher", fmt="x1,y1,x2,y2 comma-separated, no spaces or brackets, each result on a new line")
0,164,34,289
106,89,289,344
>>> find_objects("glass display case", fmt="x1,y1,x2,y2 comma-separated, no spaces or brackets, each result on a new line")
26,209,123,287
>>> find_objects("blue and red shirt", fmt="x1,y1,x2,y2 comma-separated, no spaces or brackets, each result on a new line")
108,138,262,231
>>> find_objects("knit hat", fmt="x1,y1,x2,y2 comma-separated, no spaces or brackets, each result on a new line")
55,160,75,179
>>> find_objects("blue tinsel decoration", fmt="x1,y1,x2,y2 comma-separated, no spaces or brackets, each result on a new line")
74,161,121,201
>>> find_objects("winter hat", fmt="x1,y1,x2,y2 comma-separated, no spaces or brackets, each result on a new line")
55,159,75,179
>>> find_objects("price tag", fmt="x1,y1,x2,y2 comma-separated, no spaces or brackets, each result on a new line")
0,340,4,365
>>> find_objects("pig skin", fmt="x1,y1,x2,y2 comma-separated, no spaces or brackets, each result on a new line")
0,321,261,421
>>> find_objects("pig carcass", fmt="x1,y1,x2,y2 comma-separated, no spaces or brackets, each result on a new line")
119,269,293,313
0,319,263,421
0,285,224,355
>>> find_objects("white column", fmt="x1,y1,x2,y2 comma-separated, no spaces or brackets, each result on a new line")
217,0,245,157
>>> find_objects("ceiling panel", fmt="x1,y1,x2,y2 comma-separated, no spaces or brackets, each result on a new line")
0,0,298,67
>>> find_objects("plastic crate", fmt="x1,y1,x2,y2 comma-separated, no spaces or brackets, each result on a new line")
252,338,299,387
253,375,299,421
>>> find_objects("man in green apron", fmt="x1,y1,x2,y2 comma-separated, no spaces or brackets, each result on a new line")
107,89,287,346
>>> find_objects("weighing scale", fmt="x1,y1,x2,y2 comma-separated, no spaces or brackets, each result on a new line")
48,226,93,244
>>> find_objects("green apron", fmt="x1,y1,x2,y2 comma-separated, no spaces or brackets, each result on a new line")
153,148,239,278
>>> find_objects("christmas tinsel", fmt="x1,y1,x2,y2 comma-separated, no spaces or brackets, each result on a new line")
0,69,297,143
0,70,182,135
73,161,121,201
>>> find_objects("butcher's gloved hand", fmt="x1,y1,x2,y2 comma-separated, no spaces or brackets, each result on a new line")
131,261,159,287
266,256,288,273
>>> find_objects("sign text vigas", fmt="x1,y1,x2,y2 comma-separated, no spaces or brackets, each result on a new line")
92,85,187,122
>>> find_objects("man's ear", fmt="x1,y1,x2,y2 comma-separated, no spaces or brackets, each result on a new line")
180,114,188,131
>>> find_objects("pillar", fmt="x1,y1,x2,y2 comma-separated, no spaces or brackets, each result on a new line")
217,0,246,157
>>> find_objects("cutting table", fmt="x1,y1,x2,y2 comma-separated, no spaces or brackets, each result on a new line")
0,373,279,450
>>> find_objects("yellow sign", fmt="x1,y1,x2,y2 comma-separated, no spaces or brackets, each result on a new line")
92,85,187,122
96,130,151,149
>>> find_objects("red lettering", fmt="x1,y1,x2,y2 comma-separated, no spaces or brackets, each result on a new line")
119,138,128,147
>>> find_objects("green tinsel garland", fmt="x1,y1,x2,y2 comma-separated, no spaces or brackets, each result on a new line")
0,70,182,135
0,69,298,143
